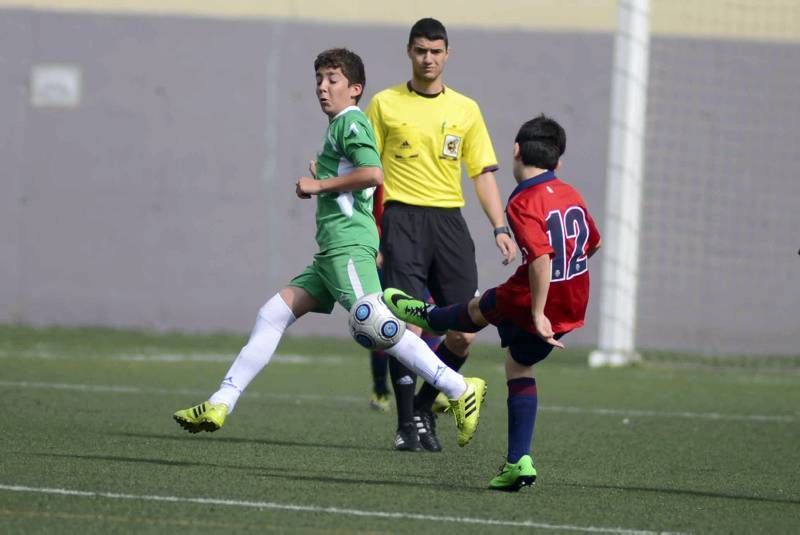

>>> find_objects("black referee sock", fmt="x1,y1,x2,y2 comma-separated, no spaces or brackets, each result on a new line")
415,342,467,410
370,350,389,396
389,357,416,427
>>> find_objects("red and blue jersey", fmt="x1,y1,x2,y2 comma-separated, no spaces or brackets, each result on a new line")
494,170,600,334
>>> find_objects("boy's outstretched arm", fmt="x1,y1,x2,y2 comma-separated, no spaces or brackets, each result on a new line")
528,254,565,349
296,166,383,198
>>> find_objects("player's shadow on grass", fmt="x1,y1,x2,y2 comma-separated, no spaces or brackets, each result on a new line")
26,452,476,492
558,481,800,506
248,470,479,493
29,451,215,469
113,431,387,452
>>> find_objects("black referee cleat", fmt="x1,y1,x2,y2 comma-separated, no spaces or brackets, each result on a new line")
394,422,423,452
414,409,442,452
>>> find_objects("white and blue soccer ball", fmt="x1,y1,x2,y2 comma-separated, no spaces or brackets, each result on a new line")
349,292,406,350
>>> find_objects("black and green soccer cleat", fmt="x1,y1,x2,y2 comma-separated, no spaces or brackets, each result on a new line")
173,401,228,433
446,377,487,447
431,392,450,414
382,288,445,334
489,454,537,492
369,392,391,412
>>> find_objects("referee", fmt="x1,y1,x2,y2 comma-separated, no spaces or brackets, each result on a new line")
366,18,516,452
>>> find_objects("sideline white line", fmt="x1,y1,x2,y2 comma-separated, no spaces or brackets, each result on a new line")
544,405,797,423
0,351,343,365
0,484,684,534
0,380,363,403
114,354,344,364
0,380,794,423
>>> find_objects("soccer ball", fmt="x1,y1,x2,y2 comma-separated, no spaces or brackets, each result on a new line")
349,292,406,350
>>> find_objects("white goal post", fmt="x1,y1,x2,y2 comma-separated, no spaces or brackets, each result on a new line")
588,0,650,367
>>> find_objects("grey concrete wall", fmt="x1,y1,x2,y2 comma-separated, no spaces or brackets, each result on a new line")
0,9,797,355
639,37,800,355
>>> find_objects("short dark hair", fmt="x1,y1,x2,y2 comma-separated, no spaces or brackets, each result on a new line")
515,114,566,170
408,17,448,48
314,48,366,103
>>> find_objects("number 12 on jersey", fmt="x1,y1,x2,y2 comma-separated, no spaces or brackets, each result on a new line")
546,207,590,281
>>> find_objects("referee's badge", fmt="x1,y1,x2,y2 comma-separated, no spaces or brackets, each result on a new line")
442,134,461,160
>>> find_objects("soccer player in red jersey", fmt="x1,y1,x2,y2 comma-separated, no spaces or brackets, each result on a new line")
385,114,601,490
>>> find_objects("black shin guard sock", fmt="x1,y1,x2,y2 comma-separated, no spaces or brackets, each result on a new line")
415,342,467,410
389,357,417,426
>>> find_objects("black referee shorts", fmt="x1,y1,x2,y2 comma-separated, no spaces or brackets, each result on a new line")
380,202,478,307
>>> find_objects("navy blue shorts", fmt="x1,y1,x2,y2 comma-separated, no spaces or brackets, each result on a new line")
479,288,567,366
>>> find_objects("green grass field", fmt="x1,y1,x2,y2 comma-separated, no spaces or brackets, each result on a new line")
2,325,799,534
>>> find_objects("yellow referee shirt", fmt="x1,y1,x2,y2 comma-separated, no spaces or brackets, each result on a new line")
365,83,498,208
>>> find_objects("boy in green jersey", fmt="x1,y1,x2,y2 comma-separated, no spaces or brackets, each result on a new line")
173,48,486,450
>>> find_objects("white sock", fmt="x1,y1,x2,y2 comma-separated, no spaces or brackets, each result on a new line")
209,293,296,412
385,330,467,399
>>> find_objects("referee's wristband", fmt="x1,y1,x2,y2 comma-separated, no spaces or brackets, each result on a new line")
493,226,511,237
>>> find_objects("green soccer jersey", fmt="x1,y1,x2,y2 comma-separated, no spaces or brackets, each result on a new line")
314,106,382,252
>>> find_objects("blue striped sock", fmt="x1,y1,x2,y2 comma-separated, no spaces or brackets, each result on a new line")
429,304,483,333
507,377,538,463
